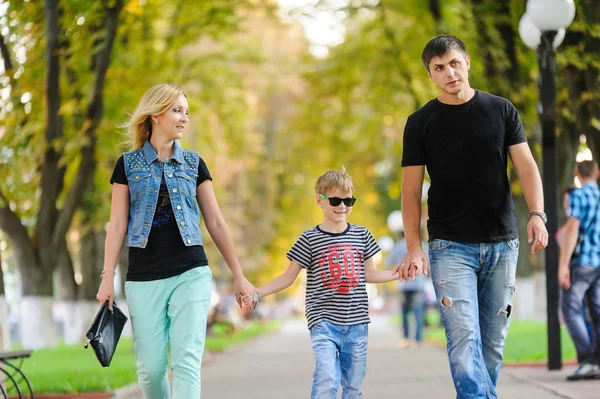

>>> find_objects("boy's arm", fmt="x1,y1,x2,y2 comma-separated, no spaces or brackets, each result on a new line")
364,257,398,283
256,260,303,299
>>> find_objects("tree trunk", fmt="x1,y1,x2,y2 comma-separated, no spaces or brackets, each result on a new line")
0,251,8,350
55,238,77,300
79,228,105,301
561,0,600,161
0,0,125,349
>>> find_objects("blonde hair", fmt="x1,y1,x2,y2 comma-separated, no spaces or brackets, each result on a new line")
315,167,354,195
124,84,186,150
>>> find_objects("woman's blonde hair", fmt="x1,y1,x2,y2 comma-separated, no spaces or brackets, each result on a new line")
315,167,354,195
124,84,186,150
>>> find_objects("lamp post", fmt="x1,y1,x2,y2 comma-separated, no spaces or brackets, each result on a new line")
519,0,576,371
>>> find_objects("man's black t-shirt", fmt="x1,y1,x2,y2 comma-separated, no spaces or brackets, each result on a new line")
110,155,212,281
401,90,527,243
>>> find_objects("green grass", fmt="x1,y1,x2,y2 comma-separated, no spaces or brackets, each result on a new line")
23,320,280,394
394,312,577,364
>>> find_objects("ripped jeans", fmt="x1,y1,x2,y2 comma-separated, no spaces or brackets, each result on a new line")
429,239,519,399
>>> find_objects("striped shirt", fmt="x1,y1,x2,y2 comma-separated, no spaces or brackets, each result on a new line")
287,223,381,329
569,182,600,268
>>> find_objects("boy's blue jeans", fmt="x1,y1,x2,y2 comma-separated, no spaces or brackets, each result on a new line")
429,239,518,399
309,320,368,399
561,264,600,365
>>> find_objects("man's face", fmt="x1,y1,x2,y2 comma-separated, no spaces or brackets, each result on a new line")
427,49,470,95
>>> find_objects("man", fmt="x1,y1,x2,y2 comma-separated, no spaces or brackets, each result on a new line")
398,35,548,398
558,160,600,381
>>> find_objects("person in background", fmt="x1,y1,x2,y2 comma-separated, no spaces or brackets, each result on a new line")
387,231,428,348
557,185,593,345
558,160,600,381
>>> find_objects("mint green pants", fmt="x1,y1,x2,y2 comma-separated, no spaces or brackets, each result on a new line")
125,267,212,399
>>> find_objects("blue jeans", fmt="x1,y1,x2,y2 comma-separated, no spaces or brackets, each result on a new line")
561,264,600,365
429,239,518,399
309,320,368,399
400,291,425,342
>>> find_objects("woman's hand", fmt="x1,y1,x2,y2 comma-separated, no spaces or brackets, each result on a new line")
96,274,115,310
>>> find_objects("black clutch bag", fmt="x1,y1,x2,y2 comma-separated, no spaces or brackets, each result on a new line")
84,300,128,367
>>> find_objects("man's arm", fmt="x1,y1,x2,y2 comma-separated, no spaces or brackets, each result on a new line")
398,165,428,279
557,217,580,289
508,143,548,253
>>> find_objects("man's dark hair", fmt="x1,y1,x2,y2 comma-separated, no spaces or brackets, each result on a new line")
421,34,468,72
576,160,598,178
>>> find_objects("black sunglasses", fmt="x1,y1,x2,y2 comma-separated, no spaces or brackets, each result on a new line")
319,194,357,207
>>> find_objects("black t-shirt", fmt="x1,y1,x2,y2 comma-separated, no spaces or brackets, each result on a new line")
110,155,212,281
401,90,527,243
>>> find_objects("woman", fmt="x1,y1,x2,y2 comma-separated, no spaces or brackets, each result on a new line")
96,83,255,398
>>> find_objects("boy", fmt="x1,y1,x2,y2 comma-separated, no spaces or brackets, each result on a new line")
243,169,423,399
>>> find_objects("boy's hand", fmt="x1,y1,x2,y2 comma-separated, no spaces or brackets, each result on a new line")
240,291,260,311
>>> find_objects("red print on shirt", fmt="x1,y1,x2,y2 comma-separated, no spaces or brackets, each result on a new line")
319,244,363,294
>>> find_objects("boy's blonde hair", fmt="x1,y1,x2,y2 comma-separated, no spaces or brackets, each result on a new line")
315,167,354,195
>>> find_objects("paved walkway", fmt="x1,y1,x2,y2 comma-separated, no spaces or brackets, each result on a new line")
117,315,599,398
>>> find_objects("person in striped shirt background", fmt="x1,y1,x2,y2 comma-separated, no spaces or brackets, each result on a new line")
242,168,423,399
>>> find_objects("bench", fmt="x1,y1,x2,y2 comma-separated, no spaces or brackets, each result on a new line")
0,350,34,399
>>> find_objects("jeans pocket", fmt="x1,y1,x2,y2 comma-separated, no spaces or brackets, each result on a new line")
429,239,451,252
506,238,520,250
128,172,152,200
175,170,198,197
310,321,324,335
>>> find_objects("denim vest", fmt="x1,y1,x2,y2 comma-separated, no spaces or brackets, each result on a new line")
123,140,203,248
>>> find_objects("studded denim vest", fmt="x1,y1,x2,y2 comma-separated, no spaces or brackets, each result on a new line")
123,140,203,248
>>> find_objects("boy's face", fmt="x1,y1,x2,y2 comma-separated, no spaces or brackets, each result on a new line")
428,49,470,95
317,188,354,223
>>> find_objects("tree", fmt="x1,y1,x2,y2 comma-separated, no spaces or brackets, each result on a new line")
0,0,124,348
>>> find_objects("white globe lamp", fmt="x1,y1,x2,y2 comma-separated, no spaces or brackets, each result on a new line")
526,0,575,32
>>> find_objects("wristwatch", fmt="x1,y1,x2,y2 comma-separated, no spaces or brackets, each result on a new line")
529,211,547,224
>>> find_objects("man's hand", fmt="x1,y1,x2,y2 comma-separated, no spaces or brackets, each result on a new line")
558,264,571,290
394,246,429,282
527,216,548,254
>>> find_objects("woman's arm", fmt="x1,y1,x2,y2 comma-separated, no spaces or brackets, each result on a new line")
97,183,129,309
196,180,255,302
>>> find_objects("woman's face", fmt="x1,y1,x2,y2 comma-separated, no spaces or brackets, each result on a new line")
152,95,189,141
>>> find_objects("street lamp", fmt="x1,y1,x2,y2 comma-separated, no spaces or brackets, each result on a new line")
519,0,576,371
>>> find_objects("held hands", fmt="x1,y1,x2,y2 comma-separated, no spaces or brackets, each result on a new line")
234,276,258,311
395,247,429,282
527,216,548,254
240,291,260,311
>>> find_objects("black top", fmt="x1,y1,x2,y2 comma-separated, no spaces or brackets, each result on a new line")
110,155,212,281
401,90,527,243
